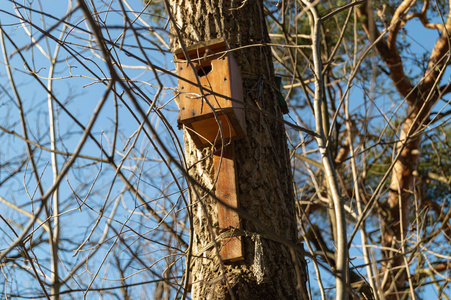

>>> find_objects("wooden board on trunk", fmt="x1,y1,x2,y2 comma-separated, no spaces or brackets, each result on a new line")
214,144,243,262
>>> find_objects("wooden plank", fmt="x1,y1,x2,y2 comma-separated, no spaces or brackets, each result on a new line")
177,58,234,119
214,144,243,262
174,38,227,60
190,114,237,145
176,53,246,147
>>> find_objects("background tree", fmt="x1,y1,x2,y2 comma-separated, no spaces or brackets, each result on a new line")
0,0,450,299
273,1,451,299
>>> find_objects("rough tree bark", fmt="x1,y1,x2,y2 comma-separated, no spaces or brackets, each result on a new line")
167,1,308,299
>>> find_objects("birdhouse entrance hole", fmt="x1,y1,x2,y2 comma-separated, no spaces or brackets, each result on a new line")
197,64,212,77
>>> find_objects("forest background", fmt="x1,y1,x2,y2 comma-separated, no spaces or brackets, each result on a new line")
0,0,450,299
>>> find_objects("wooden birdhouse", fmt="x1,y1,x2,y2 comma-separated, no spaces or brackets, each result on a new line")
175,39,246,147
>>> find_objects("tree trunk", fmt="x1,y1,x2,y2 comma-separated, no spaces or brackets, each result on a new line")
167,1,308,299
382,104,421,299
